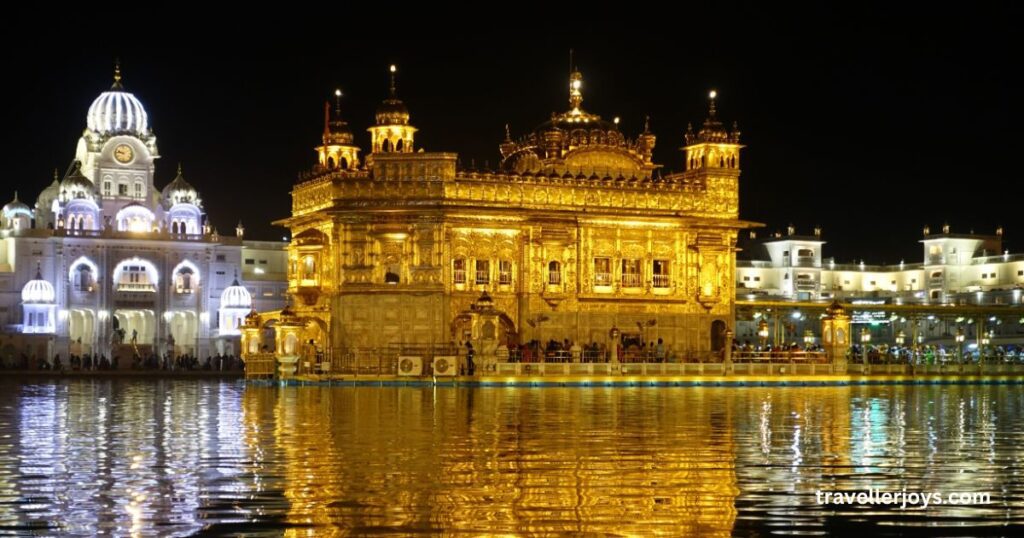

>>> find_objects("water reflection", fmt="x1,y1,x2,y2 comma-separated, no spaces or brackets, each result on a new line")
0,381,1022,535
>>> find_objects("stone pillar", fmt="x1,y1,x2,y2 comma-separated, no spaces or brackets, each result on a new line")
723,329,734,375
609,325,621,366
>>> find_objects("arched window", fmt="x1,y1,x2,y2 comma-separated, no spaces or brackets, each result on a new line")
548,261,562,285
302,256,317,280
327,156,335,168
453,258,466,285
396,139,404,152
384,267,400,284
340,157,348,170
381,139,392,152
176,268,194,293
74,264,93,292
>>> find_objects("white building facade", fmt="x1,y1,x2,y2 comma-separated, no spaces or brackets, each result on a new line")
736,225,1024,307
0,66,288,362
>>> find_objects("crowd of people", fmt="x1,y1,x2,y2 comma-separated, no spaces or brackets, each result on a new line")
498,338,669,363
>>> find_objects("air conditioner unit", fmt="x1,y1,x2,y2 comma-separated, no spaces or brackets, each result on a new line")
432,356,458,377
397,356,423,376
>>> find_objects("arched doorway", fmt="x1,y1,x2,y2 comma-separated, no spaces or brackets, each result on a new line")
711,319,728,352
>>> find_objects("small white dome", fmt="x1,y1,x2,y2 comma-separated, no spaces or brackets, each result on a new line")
3,192,31,218
22,273,55,303
86,66,149,136
220,279,252,308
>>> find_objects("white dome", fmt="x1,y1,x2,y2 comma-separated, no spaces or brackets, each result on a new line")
87,66,149,136
220,279,252,308
22,276,55,304
3,192,31,218
88,90,149,135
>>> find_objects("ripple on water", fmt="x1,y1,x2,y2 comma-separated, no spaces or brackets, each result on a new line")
0,381,1022,535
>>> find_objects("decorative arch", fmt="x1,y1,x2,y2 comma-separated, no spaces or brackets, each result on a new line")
167,203,202,235
67,256,99,285
115,204,156,232
711,319,728,353
112,257,159,288
171,259,201,293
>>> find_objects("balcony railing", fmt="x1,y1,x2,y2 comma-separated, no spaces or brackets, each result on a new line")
548,272,562,285
594,272,612,286
499,272,512,286
652,274,670,288
453,269,466,284
621,273,642,288
475,270,489,284
116,283,156,292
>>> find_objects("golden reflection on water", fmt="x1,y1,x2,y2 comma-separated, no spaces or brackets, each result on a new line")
245,387,743,536
1,382,1024,535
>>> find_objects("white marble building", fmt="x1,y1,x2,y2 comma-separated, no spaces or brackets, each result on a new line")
736,225,1024,307
0,65,287,362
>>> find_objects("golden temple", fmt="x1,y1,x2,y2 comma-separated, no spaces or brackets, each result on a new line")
272,64,755,361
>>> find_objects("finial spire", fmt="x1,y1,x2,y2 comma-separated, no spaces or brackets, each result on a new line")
643,115,651,133
176,162,183,176
569,70,583,111
53,168,58,182
333,88,342,114
35,262,42,281
112,58,123,90
504,123,511,141
389,64,397,97
708,89,717,118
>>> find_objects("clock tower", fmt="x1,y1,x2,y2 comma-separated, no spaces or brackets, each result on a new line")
74,62,159,213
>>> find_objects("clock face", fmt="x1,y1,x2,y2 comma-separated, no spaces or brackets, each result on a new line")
114,144,134,163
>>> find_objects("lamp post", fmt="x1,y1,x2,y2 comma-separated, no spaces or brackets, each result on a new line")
757,319,769,350
860,327,871,366
981,330,991,367
955,327,965,365
609,325,621,364
803,329,814,349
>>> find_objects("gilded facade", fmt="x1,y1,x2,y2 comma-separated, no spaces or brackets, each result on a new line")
276,66,755,357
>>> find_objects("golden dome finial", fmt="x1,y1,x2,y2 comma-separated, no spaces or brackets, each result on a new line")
504,123,512,141
708,89,718,118
569,70,584,112
334,88,343,113
112,58,123,90
389,64,397,97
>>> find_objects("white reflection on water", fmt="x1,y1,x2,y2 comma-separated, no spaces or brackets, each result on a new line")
0,381,1022,535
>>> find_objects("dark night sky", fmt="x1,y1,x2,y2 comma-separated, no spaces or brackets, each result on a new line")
6,17,1021,263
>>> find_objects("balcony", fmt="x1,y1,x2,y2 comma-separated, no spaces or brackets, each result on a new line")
594,272,612,287
621,273,642,288
453,269,467,285
475,270,490,285
499,272,512,286
652,274,670,288
548,272,562,285
116,282,156,292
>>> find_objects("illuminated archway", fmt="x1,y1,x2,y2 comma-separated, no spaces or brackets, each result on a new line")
171,259,201,294
67,256,99,292
112,257,159,291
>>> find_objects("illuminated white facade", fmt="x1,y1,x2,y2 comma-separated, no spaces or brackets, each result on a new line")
0,65,288,361
737,226,1024,307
